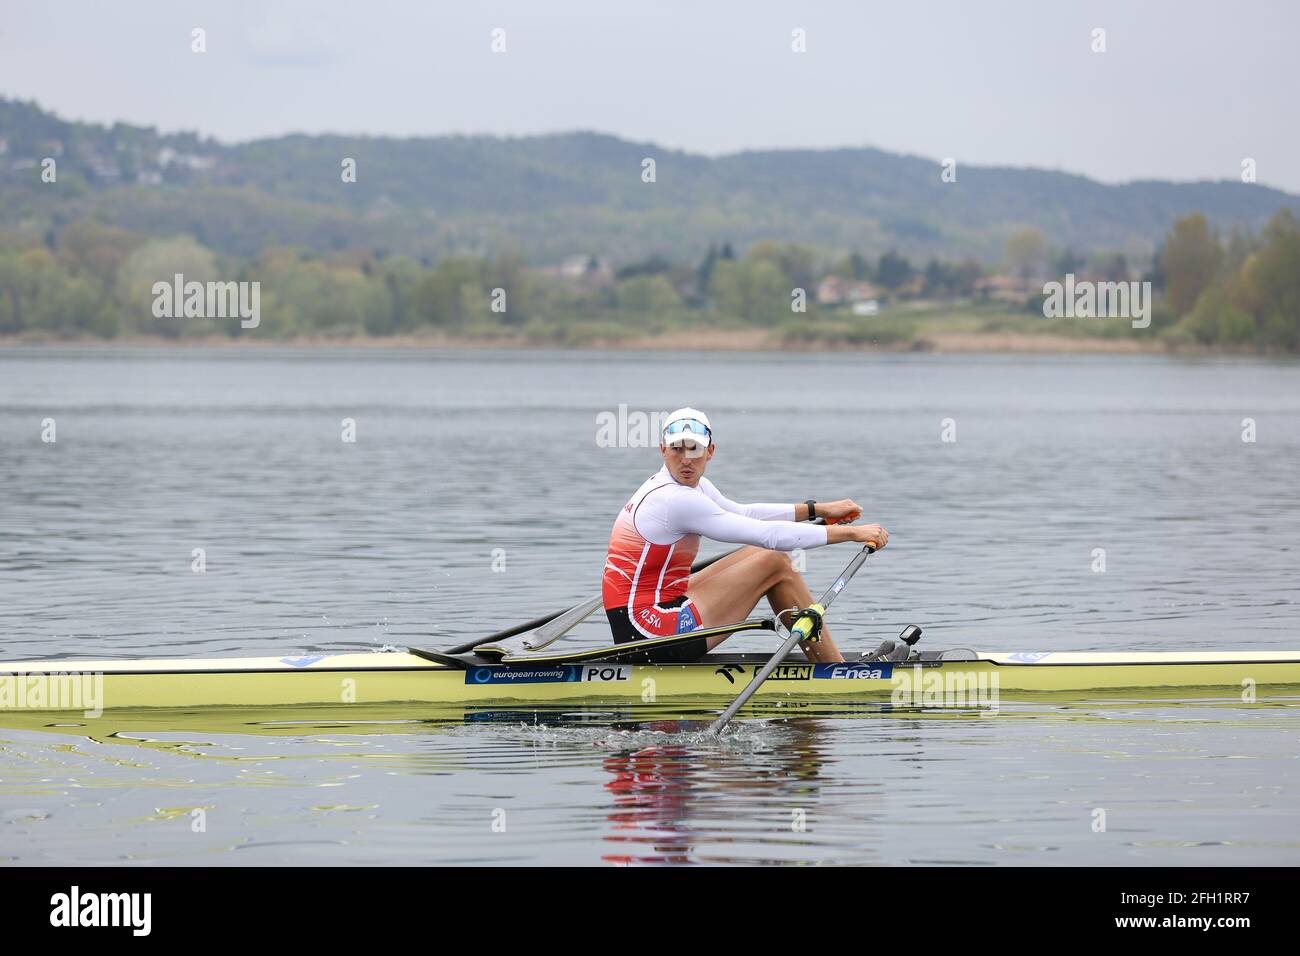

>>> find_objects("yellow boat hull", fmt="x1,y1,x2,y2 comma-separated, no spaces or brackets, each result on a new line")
2,650,1300,713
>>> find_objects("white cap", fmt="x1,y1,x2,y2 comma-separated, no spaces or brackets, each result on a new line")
661,407,713,448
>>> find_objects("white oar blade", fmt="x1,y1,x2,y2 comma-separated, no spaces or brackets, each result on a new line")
522,595,604,650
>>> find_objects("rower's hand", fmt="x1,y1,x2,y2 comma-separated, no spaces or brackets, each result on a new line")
820,499,863,524
854,524,889,549
824,521,888,548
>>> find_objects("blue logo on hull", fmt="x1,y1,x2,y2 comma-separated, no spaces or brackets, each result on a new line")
281,655,327,668
812,662,894,680
466,665,581,685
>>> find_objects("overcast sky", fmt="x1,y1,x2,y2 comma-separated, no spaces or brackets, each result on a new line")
2,0,1295,191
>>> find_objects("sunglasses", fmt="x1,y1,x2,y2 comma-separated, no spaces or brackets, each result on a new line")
663,419,711,441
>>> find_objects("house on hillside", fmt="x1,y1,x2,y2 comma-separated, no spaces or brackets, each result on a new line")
536,255,615,291
817,277,880,306
157,147,217,172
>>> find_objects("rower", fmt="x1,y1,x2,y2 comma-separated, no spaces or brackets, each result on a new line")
601,407,889,663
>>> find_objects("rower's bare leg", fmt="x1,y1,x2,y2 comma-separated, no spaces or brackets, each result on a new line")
687,547,844,663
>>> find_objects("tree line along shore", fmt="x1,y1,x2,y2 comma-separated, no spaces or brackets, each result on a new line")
1,210,1296,354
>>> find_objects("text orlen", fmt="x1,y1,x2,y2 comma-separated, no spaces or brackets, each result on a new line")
50,886,151,936
1041,274,1151,329
0,671,104,717
151,273,261,328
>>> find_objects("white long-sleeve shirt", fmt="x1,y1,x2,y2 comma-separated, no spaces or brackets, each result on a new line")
651,472,827,551
602,466,828,612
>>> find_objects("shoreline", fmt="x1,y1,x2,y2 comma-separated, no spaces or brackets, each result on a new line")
0,329,1189,355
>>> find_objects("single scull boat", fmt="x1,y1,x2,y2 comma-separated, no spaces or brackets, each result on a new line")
2,647,1298,712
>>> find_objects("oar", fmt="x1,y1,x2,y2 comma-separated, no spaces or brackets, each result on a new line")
522,516,830,651
519,596,604,650
443,544,746,655
442,609,571,655
706,543,876,736
521,544,750,651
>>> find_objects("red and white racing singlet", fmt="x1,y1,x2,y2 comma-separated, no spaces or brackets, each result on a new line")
602,472,702,638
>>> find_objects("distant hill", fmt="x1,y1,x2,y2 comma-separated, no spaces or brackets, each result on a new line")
1,97,1296,265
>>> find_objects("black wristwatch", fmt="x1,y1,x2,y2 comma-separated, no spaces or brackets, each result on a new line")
805,499,817,521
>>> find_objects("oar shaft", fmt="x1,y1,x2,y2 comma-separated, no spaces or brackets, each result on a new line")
707,626,808,730
443,611,557,654
706,544,875,734
445,541,759,654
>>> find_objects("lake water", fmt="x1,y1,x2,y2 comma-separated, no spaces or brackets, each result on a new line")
1,346,1299,865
